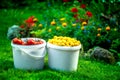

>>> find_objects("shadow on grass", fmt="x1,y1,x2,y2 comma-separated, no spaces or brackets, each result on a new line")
0,59,14,71
0,59,14,79
0,74,7,80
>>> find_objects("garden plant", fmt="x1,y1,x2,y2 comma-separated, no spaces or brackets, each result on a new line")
0,0,120,80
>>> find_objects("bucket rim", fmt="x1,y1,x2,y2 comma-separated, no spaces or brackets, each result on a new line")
47,42,81,51
11,38,46,48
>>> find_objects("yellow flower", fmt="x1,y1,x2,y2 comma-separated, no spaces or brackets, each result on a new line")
62,22,67,27
38,24,42,28
82,21,87,26
81,26,84,30
33,18,38,22
51,19,56,25
97,33,101,37
56,26,60,30
72,23,77,27
97,28,102,31
60,18,65,21
53,36,57,39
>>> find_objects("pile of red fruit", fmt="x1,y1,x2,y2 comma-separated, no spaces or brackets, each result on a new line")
12,38,43,45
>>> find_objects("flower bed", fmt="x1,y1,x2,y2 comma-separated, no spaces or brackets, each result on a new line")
7,0,120,53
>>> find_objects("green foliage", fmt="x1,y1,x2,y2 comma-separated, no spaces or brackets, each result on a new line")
110,39,120,52
5,0,120,53
0,0,38,8
89,0,120,27
0,0,13,8
0,3,120,79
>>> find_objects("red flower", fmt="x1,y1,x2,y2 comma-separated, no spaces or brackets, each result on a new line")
25,16,35,28
63,0,69,2
25,16,34,24
73,14,79,18
20,25,24,28
71,8,78,13
80,4,86,9
86,11,92,17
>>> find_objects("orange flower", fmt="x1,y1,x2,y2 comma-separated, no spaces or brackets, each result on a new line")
97,28,102,32
106,26,110,31
51,20,56,25
62,22,67,27
97,33,101,37
82,21,87,26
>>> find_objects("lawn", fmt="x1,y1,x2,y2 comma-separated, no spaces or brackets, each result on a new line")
0,9,120,80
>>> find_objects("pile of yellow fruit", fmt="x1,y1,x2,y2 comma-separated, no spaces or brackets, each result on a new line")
48,36,80,46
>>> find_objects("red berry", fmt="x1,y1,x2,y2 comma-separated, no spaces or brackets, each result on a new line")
13,38,18,44
13,38,43,45
12,38,24,45
26,39,36,45
40,41,43,44
35,40,43,44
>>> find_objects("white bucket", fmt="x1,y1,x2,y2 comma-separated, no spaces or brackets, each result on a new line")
47,42,81,71
11,38,46,70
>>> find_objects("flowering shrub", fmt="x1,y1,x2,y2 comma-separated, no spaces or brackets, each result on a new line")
30,17,78,40
65,0,93,26
7,0,120,53
7,16,41,39
19,16,39,37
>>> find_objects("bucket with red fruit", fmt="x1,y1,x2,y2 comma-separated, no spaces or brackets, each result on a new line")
11,38,46,70
47,36,81,71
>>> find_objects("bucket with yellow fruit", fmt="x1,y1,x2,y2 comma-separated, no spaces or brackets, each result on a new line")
47,36,81,71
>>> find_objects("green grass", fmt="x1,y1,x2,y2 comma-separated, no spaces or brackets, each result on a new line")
0,9,120,80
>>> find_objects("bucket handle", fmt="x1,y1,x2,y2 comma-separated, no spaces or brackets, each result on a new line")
15,47,46,59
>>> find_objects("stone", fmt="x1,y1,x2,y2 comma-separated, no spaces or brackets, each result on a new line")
7,25,20,40
90,47,115,64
